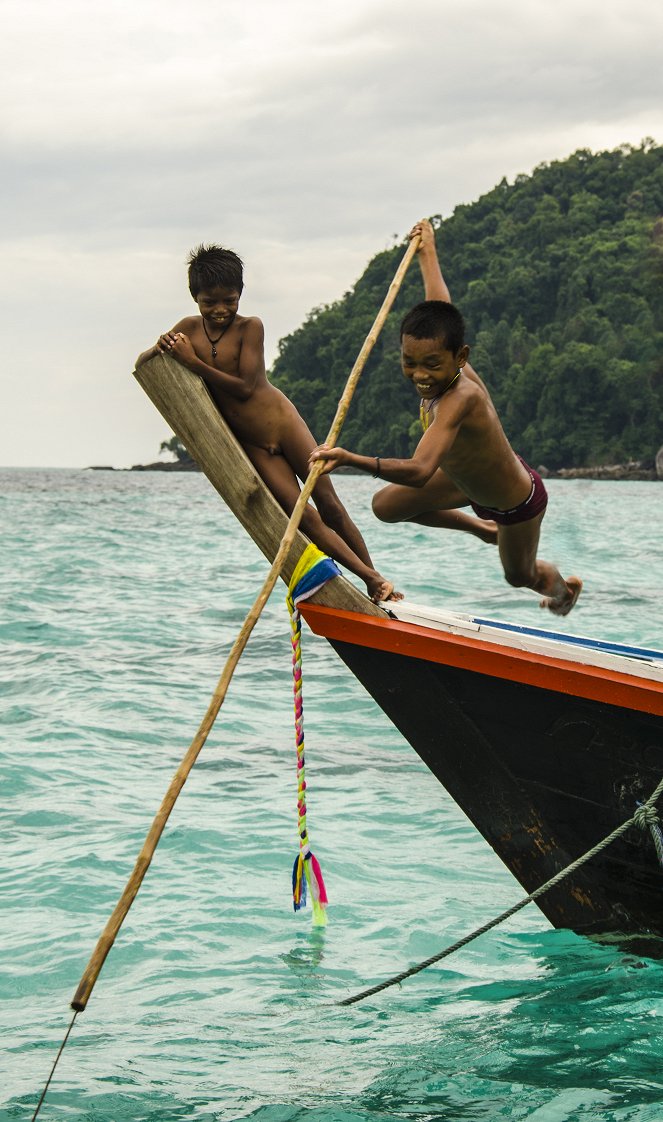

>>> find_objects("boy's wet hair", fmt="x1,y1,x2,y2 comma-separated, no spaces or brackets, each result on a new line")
187,244,244,297
400,300,465,354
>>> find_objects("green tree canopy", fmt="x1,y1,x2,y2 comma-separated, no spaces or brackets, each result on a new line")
271,142,663,469
159,435,194,464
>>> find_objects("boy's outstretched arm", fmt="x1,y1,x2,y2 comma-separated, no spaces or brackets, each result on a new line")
309,399,466,487
411,219,451,302
411,219,491,397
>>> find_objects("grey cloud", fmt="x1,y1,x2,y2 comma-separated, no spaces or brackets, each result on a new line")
1,0,661,466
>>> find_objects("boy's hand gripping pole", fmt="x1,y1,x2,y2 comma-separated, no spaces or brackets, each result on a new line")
69,233,420,1015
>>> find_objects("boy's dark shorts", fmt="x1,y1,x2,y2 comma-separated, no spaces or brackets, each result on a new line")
470,457,548,526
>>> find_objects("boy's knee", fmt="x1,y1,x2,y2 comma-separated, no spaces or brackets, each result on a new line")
372,490,399,523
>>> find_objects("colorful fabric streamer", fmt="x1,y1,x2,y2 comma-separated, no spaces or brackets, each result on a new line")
286,544,340,926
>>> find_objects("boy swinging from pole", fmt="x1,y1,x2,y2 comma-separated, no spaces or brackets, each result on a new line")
310,220,582,616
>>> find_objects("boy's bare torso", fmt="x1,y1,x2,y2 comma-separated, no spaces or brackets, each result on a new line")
172,312,297,454
428,374,532,510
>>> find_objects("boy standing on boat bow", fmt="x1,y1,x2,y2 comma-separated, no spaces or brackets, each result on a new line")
309,220,582,616
135,244,398,603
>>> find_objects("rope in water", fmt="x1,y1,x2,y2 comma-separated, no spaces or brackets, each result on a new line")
30,1013,78,1122
338,772,663,1006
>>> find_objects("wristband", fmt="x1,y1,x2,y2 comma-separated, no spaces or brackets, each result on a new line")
373,456,381,478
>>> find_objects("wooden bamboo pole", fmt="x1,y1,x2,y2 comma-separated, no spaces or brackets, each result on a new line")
70,234,420,1012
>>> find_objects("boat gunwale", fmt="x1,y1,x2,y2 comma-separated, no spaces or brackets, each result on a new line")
300,603,663,718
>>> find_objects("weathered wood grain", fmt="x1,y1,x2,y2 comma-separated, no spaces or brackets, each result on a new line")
133,353,385,617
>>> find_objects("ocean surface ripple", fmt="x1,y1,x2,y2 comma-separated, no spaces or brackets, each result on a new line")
1,468,662,1121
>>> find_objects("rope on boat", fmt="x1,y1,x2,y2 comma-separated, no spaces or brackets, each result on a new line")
634,801,663,869
338,772,663,1006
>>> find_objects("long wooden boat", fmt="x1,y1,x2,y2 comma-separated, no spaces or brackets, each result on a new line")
135,355,663,955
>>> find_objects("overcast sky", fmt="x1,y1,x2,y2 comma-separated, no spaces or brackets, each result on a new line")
2,0,661,467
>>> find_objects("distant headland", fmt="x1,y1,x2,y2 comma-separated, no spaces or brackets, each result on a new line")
88,435,199,472
89,438,663,480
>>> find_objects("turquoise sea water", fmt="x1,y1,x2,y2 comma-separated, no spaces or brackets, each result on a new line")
2,467,663,1122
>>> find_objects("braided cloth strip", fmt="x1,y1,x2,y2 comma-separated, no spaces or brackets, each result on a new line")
287,544,341,925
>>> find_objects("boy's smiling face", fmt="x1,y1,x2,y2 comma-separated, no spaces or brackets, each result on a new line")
401,334,469,399
195,285,241,327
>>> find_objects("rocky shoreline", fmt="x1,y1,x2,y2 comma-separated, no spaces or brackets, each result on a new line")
540,458,661,481
88,460,200,472
90,446,663,480
129,459,200,472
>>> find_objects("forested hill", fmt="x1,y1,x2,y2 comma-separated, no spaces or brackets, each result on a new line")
270,142,663,470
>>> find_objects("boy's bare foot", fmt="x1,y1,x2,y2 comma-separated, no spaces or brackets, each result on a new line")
367,574,403,603
540,576,583,616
